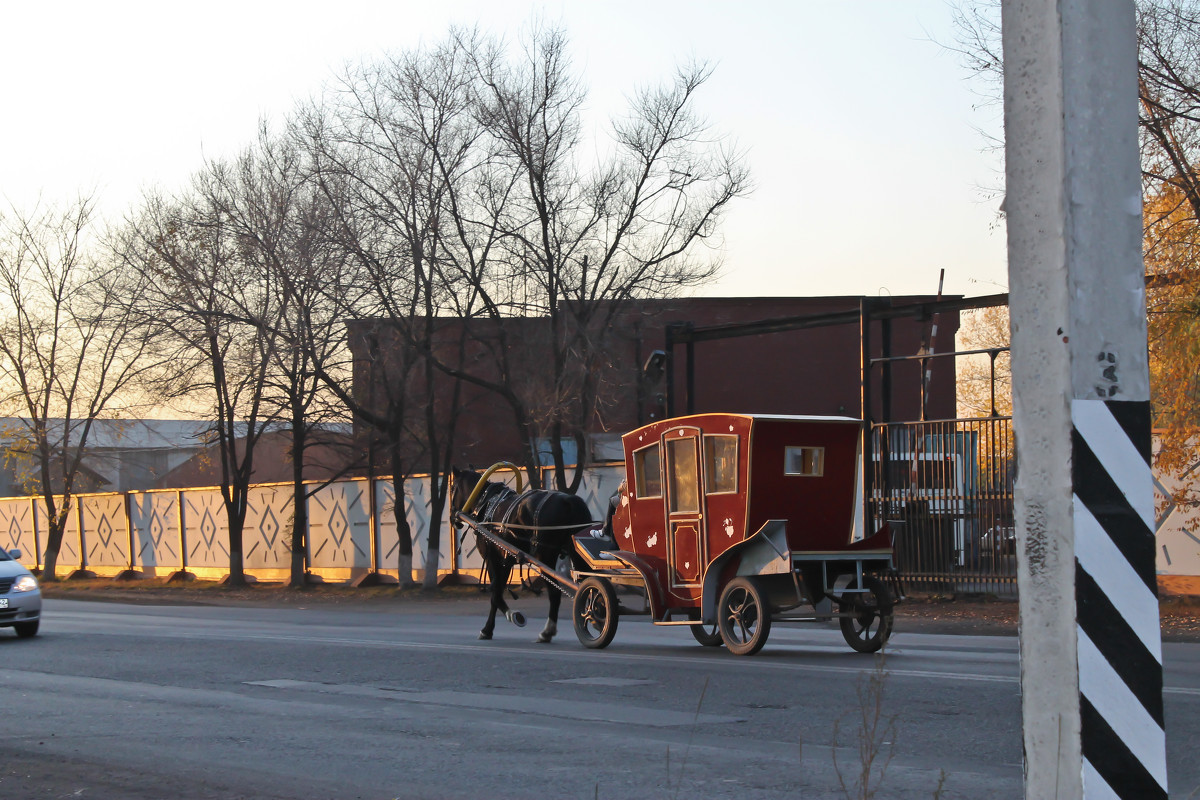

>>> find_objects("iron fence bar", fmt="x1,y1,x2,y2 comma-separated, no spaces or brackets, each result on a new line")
870,346,1010,364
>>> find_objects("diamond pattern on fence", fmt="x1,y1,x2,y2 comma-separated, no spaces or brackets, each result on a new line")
0,499,38,566
243,486,292,569
82,494,129,568
184,490,229,568
309,479,371,569
128,492,180,570
375,476,435,573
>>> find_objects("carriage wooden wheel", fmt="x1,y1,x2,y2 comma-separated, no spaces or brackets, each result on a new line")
838,575,894,652
687,609,723,647
573,577,619,649
717,576,772,656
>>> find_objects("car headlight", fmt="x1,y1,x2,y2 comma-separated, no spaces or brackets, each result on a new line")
12,575,38,592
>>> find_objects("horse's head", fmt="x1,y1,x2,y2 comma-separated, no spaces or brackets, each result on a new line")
449,467,482,530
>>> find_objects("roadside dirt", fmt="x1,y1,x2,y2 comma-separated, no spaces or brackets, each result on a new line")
38,577,1200,642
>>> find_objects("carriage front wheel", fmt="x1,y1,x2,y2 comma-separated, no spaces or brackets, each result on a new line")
687,609,723,647
838,575,894,653
718,576,772,656
573,577,619,649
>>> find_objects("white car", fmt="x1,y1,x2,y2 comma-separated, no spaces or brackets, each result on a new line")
0,547,41,638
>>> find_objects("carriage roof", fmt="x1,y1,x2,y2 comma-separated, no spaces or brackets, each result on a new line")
621,413,862,445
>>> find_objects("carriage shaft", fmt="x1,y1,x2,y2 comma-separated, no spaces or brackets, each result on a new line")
456,513,581,596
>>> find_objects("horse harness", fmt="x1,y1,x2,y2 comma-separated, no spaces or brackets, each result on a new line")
471,483,590,555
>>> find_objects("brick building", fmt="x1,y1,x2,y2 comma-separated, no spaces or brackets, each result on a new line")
347,295,960,471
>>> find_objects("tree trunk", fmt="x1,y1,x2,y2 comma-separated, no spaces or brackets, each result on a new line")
38,502,69,582
226,501,249,588
227,540,247,587
423,491,444,591
288,424,308,588
289,498,308,587
421,551,439,589
398,552,414,587
41,546,60,582
389,441,416,587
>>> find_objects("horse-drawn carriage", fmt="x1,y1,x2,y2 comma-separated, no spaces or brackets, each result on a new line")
451,413,900,656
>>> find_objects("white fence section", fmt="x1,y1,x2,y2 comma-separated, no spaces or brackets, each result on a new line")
1154,455,1200,579
0,464,626,582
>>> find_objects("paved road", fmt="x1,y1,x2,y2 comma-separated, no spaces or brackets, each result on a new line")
2,598,1198,799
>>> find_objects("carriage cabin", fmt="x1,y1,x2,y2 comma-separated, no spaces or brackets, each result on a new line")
604,413,883,606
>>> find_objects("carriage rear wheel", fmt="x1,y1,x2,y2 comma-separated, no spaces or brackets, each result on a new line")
687,610,723,647
718,577,772,656
838,575,894,653
573,577,619,649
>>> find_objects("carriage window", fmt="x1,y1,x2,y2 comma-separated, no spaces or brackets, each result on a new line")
634,444,662,498
704,435,738,494
785,446,824,476
667,438,700,513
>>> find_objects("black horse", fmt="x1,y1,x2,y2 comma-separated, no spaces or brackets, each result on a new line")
449,466,595,643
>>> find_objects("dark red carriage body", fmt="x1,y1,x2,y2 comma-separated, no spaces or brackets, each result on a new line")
454,412,898,654
607,413,884,608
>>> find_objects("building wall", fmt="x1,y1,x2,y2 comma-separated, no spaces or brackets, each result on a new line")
346,296,961,472
603,296,960,430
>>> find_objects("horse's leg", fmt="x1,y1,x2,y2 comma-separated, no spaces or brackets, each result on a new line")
480,556,525,640
536,551,571,643
502,560,526,628
479,553,507,640
537,583,561,643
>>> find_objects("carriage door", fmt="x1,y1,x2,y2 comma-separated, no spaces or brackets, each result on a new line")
664,428,705,588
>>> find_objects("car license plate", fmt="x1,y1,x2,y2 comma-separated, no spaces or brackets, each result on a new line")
0,599,7,608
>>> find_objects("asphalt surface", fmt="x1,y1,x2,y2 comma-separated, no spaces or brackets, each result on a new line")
3,590,1199,799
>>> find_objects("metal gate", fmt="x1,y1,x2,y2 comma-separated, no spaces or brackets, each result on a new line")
870,417,1014,593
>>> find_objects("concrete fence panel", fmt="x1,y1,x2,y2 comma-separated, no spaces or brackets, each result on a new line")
80,493,130,574
370,475,443,578
129,491,183,576
181,489,229,573
1153,442,1200,581
0,498,39,568
242,486,293,573
37,498,81,569
308,479,372,572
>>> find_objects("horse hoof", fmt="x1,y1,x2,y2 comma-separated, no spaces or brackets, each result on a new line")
478,630,492,640
536,633,554,644
507,610,527,628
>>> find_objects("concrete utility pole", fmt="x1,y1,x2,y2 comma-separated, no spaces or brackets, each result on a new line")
1002,1,1167,798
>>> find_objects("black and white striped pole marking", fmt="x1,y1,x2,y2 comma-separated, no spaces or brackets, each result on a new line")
1002,0,1166,795
1073,399,1166,799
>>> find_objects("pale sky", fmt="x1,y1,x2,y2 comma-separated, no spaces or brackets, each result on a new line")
1,0,1007,299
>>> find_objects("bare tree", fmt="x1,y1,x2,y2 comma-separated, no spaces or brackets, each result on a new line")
119,181,285,588
454,25,750,491
195,126,359,587
293,23,746,583
0,197,171,580
297,34,490,587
